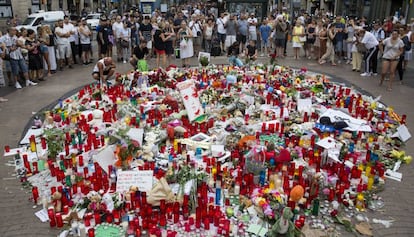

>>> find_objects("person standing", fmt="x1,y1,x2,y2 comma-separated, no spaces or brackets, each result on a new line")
318,24,337,65
55,19,73,71
37,26,52,76
237,14,248,53
112,16,124,62
396,26,411,84
225,14,238,53
333,16,345,63
139,16,153,58
119,21,131,64
203,18,214,53
345,19,356,64
164,20,176,66
189,14,203,56
216,12,227,53
79,17,92,65
306,19,316,59
379,30,404,91
359,28,379,77
178,20,194,67
25,29,44,82
96,16,110,59
273,15,287,58
291,20,305,59
351,27,363,72
63,16,77,65
247,13,258,43
153,22,172,68
259,19,271,56
4,27,36,88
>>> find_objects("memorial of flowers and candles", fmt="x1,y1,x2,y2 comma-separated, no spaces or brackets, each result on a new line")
4,64,411,237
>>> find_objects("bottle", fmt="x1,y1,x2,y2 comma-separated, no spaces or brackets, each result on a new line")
312,198,320,216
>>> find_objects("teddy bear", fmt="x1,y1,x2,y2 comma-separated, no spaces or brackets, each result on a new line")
102,193,115,212
87,191,102,211
51,190,62,213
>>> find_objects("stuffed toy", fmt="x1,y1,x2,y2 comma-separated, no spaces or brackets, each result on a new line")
271,207,296,237
102,193,115,212
51,191,62,213
87,191,102,211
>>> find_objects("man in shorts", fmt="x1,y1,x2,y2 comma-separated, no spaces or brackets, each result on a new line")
55,19,73,70
92,57,116,85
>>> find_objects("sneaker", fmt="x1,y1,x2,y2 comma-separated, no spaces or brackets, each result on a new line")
15,81,22,89
372,73,378,76
0,97,8,102
360,72,371,77
260,54,265,57
26,80,38,86
123,60,127,64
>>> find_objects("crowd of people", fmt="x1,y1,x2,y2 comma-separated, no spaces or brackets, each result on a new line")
0,3,413,101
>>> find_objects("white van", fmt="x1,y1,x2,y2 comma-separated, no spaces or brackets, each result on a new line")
16,10,65,32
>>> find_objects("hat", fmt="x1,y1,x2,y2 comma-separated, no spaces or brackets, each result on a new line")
100,15,107,21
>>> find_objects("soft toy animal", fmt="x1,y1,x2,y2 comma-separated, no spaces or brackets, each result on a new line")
270,207,296,237
102,193,115,212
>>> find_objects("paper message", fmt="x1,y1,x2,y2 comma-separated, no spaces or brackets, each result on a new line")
93,145,116,172
177,80,204,122
127,128,144,146
116,170,154,193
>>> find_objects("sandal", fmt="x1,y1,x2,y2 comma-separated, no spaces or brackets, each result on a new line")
319,60,326,65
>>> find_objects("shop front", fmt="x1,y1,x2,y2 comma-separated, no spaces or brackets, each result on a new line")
226,0,268,20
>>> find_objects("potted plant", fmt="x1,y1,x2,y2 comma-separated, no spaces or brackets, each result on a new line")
199,56,209,67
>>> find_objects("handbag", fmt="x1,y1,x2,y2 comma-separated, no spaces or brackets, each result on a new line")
121,39,129,48
180,39,187,49
175,47,180,58
356,43,367,53
299,36,306,42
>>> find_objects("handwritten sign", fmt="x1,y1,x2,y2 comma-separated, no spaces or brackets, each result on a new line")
176,80,204,122
116,170,153,193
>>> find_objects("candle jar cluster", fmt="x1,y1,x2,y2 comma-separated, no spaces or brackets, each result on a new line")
6,65,411,237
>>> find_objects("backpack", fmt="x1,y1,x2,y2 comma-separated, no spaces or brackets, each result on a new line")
402,35,411,51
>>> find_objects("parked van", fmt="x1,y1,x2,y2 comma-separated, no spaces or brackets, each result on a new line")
16,10,65,32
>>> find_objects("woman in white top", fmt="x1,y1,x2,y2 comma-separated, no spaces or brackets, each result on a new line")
119,21,131,64
177,20,193,67
379,29,404,91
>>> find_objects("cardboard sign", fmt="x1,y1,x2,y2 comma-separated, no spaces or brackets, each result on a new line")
176,80,204,122
116,170,153,193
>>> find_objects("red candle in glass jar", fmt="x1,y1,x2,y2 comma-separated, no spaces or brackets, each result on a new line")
48,208,56,227
32,186,39,204
41,137,47,149
94,212,101,225
55,212,63,228
4,145,10,153
88,228,95,237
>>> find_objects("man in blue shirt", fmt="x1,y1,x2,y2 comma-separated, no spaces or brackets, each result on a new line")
259,19,272,56
334,16,346,63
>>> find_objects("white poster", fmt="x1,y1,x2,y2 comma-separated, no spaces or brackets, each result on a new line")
116,170,154,193
176,80,204,122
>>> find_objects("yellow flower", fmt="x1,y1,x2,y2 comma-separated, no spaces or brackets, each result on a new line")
404,155,412,164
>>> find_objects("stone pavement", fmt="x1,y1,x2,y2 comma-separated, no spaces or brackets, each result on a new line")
0,49,413,237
